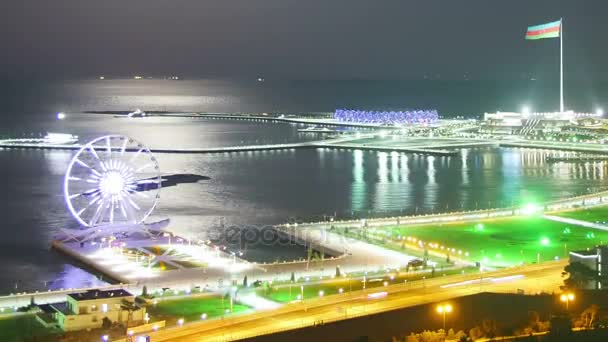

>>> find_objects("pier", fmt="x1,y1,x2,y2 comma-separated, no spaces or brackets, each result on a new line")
545,155,608,162
0,138,466,156
0,141,315,154
161,113,389,129
500,141,608,154
317,143,457,156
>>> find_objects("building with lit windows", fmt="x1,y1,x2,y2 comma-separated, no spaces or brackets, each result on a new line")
481,111,599,135
36,289,146,332
569,246,608,290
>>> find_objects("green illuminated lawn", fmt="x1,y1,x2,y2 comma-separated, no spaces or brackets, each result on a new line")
147,296,250,323
555,206,608,224
0,315,56,342
382,216,608,266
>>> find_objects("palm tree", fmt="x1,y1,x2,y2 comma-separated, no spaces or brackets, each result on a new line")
581,304,599,328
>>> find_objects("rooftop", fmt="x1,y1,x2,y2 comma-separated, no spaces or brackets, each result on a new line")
38,302,70,315
570,249,597,257
67,289,133,301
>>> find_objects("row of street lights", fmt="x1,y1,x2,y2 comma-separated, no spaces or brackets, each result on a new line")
434,292,575,333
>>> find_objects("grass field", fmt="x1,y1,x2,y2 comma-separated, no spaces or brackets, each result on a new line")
147,296,250,324
373,216,608,267
555,205,608,224
0,315,56,342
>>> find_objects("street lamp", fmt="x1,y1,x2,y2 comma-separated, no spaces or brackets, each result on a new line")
436,303,453,331
560,293,574,310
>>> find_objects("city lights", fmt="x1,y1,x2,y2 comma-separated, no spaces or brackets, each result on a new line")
521,203,541,215
334,109,439,125
436,303,453,330
560,293,575,310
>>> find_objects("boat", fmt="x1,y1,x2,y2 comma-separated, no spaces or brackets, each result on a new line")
44,133,79,144
127,109,147,118
297,126,335,133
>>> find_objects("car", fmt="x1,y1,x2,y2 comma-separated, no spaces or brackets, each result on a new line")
407,259,425,267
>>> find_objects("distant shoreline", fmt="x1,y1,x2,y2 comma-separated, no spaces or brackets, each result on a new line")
84,111,333,118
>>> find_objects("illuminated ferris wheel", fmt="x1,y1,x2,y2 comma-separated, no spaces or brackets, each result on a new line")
63,135,161,228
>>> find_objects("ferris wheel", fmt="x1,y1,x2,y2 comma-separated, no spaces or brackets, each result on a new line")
63,135,161,228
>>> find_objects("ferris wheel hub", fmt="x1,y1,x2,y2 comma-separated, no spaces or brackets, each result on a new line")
100,171,126,196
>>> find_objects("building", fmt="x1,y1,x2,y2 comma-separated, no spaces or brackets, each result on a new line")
334,109,439,125
481,111,599,135
569,246,608,290
36,289,146,332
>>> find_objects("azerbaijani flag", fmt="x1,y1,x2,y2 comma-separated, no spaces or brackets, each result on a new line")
525,20,561,40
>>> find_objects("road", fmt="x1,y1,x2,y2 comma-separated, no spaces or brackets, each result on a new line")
129,260,566,342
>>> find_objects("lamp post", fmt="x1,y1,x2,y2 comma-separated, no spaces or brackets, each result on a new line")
436,303,453,331
560,293,574,310
300,285,306,312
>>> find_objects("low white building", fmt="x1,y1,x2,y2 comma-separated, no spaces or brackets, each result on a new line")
481,111,597,135
569,246,608,290
37,289,146,332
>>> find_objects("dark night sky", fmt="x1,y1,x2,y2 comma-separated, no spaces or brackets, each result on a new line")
1,0,606,80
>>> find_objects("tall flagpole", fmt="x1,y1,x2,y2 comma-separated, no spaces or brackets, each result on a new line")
560,18,564,113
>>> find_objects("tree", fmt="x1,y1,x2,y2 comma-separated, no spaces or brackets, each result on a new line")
562,262,596,289
581,304,599,328
446,329,456,340
481,319,497,338
306,244,313,270
335,266,341,278
469,327,483,340
290,272,295,283
243,275,248,287
527,310,541,332
102,317,112,329
142,285,148,298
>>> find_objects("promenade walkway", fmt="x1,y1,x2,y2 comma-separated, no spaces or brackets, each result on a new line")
501,141,608,154
543,215,608,232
